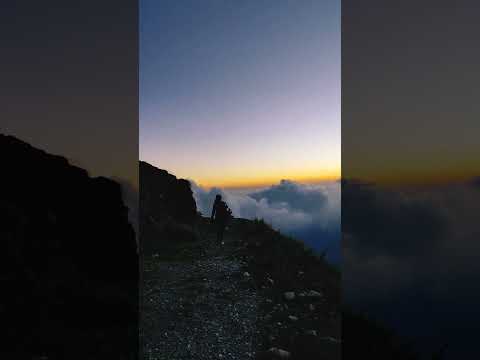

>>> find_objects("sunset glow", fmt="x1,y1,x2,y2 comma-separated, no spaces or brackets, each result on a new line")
140,0,340,187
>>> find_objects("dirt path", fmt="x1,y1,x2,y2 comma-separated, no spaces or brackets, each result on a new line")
141,230,260,360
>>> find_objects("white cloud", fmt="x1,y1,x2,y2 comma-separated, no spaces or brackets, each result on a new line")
191,180,339,231
190,179,341,262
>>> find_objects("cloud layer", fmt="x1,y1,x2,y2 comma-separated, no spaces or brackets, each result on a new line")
190,180,341,263
342,178,480,356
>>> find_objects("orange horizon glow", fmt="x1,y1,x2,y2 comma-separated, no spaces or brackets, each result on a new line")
142,158,341,189
199,170,476,189
141,148,341,189
147,158,341,187
196,171,341,189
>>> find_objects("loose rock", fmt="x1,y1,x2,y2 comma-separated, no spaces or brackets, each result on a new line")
307,290,323,298
268,347,291,359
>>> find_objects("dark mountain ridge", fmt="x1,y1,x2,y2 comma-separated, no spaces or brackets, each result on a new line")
139,160,197,255
1,134,138,359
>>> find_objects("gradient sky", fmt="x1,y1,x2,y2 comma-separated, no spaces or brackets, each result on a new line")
343,1,480,186
140,0,340,188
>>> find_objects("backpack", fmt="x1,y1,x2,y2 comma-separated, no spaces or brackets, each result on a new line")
216,201,232,223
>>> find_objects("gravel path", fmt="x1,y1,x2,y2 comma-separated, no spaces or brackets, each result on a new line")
141,238,260,360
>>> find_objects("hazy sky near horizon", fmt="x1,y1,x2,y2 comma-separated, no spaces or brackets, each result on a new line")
140,0,340,188
1,2,138,187
343,2,480,186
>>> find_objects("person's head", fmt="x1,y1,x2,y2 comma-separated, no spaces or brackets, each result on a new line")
215,194,222,202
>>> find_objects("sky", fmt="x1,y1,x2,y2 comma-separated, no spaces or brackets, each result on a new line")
343,1,480,186
140,0,340,188
1,1,138,188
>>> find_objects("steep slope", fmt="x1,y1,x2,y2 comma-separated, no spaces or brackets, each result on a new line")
140,163,341,360
0,134,138,359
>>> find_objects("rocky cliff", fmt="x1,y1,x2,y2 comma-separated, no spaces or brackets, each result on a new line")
139,161,197,254
0,134,138,359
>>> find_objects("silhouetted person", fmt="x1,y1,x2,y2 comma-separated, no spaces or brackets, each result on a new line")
211,194,231,244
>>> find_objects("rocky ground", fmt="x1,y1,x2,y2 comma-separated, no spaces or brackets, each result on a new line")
141,218,341,360
141,224,260,360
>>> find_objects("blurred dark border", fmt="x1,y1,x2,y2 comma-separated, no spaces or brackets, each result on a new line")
343,1,480,358
1,1,139,359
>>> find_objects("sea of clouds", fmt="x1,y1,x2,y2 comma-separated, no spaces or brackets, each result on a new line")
190,179,341,263
342,178,480,356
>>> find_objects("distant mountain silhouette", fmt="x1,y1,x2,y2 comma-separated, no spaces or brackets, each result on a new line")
0,134,137,359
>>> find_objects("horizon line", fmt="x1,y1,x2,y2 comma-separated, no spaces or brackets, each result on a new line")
193,174,341,189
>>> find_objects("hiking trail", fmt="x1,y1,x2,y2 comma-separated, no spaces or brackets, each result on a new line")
141,222,261,360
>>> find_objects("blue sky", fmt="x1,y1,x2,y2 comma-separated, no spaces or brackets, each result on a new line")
140,0,340,187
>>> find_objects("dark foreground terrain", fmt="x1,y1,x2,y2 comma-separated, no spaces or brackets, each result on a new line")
141,217,341,360
142,219,259,360
1,135,138,359
140,162,341,360
140,162,429,360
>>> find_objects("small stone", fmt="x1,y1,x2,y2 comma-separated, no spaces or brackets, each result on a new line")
284,292,295,301
288,315,298,321
243,272,250,277
307,290,323,298
268,347,291,358
320,336,341,344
